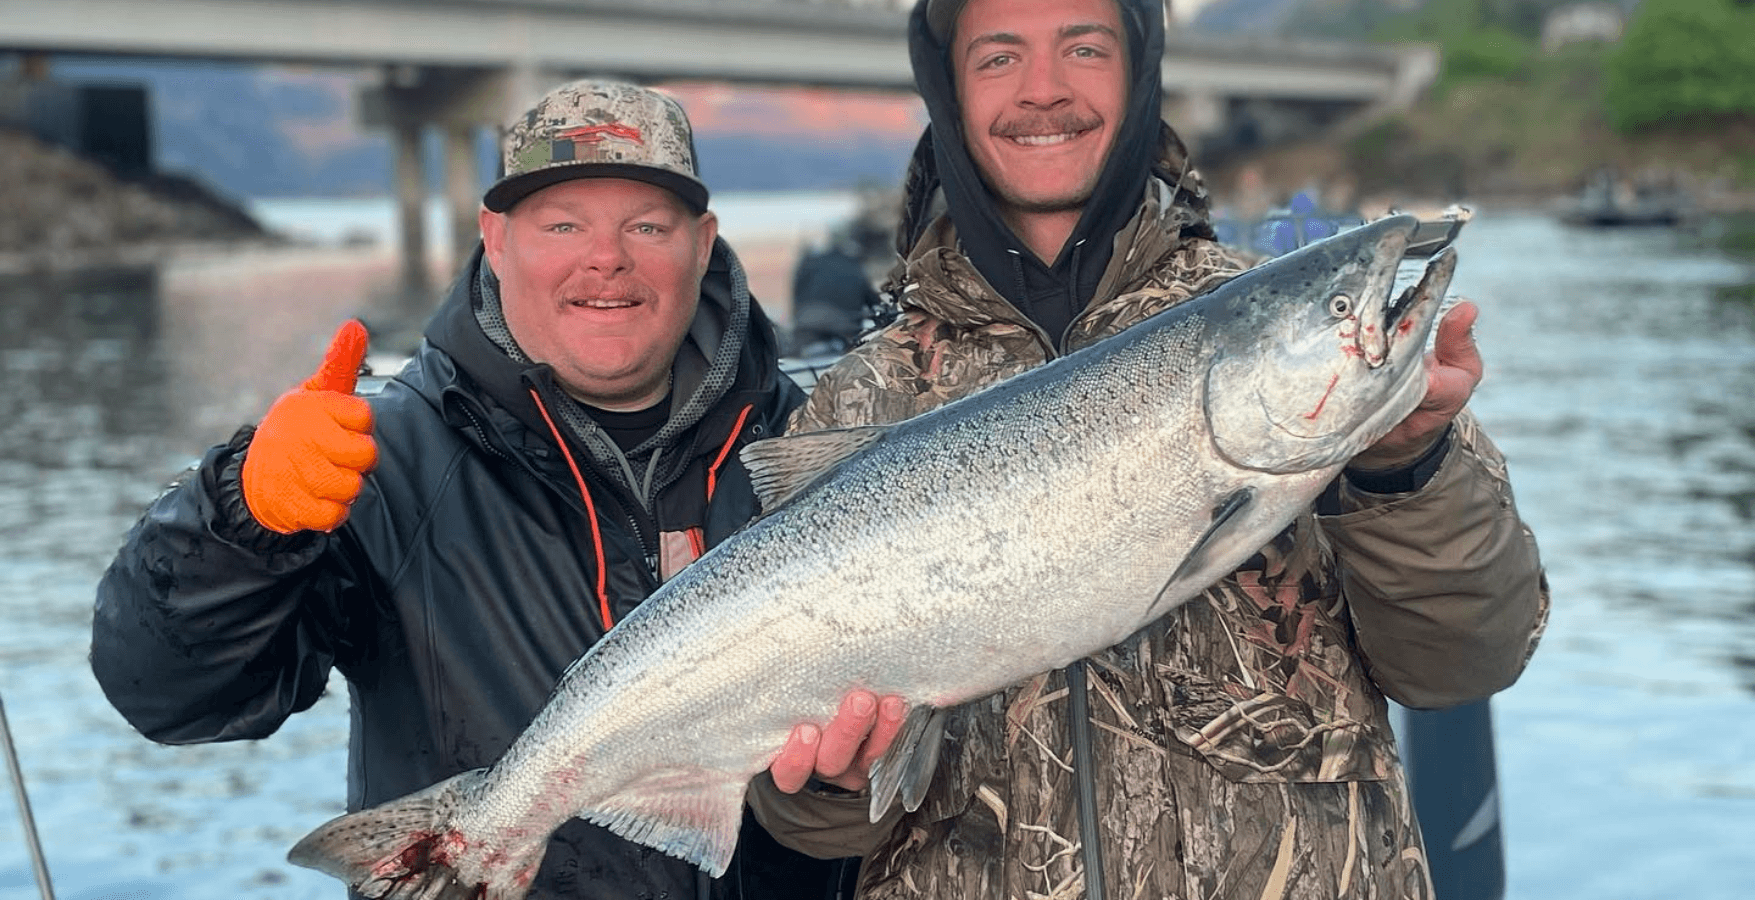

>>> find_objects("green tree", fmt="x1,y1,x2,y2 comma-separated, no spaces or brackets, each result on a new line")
1362,0,1538,90
1364,0,1568,41
1605,0,1755,132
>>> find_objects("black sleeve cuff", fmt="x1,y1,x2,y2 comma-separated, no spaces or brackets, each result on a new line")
210,425,324,556
1344,424,1455,495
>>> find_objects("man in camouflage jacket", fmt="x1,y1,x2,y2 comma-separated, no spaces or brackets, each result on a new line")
751,1,1549,897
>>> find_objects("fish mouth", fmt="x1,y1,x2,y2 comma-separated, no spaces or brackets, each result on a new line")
1357,214,1462,367
1382,245,1458,348
1380,209,1468,343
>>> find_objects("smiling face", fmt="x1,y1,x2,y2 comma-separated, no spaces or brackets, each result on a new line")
951,0,1128,247
480,177,716,411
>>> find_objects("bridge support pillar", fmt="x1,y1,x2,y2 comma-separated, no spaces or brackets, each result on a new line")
18,52,52,81
361,66,527,311
390,116,430,302
443,124,481,271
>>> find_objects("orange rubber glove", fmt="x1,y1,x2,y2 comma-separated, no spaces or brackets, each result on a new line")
242,320,377,534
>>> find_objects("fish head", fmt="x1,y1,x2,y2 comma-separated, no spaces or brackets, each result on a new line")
1203,214,1459,474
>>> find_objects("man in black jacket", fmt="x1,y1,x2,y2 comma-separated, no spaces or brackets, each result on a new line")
90,79,900,900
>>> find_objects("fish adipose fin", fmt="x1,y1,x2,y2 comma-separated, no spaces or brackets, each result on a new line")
868,705,948,820
741,425,891,511
1160,488,1256,600
580,767,750,878
287,769,545,900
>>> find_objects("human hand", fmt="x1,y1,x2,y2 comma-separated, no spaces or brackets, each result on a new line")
241,320,377,534
1350,300,1482,472
771,690,907,794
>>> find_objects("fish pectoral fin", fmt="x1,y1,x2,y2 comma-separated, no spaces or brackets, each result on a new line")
868,705,948,820
1160,488,1257,601
580,768,749,878
740,425,892,512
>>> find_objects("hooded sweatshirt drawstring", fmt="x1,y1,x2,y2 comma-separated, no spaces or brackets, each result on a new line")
1065,239,1087,351
529,387,615,630
1007,248,1028,309
707,405,755,502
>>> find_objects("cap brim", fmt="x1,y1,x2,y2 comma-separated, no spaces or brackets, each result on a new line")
483,164,709,214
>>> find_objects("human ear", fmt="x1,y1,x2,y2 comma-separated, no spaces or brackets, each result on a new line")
695,210,719,271
479,206,506,269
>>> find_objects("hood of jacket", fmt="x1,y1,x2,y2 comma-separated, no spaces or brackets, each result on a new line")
422,236,792,497
903,0,1174,347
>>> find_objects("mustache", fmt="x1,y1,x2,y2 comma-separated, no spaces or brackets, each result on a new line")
563,282,658,305
990,112,1103,138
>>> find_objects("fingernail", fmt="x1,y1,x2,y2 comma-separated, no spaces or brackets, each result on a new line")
850,693,875,717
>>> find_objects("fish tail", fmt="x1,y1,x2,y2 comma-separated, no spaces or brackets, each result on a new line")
288,769,546,900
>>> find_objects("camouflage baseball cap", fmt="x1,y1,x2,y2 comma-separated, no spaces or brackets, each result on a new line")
483,80,709,214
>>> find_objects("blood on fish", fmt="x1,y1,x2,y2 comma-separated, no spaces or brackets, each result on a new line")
1303,374,1340,420
371,829,468,877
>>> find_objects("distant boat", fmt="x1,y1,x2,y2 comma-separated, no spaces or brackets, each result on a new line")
1559,171,1692,228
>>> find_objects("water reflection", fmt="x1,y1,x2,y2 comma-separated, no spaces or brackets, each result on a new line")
1449,214,1755,898
0,247,402,900
0,266,176,592
1,213,1752,898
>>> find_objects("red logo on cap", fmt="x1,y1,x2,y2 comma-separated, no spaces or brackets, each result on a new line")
557,123,645,147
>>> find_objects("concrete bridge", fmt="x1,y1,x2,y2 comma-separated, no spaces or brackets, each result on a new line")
0,0,1436,291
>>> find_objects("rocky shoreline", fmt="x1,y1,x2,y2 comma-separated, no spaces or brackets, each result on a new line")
0,127,283,273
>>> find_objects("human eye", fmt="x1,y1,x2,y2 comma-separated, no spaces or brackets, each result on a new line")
1070,42,1113,61
544,221,576,234
974,51,1016,72
631,221,666,237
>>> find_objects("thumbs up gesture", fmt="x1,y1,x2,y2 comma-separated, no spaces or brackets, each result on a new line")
242,320,378,534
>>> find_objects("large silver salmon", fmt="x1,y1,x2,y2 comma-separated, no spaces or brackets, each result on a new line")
289,213,1460,899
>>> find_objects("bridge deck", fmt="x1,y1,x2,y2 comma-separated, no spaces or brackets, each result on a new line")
0,0,1417,99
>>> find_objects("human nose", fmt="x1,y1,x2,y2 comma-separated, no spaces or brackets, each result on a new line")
1016,54,1072,108
577,228,632,276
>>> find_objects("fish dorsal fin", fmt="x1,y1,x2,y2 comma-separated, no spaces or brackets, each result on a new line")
868,705,948,820
1156,487,1257,607
580,767,749,878
740,426,891,512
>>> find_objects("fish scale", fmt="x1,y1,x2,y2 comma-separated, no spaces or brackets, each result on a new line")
288,213,1460,900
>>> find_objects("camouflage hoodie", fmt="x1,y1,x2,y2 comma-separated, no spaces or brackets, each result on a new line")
760,49,1549,900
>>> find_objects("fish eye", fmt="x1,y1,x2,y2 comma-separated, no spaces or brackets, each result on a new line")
1328,294,1352,318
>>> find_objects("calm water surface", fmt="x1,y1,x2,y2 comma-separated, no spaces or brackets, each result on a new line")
1,208,1752,899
